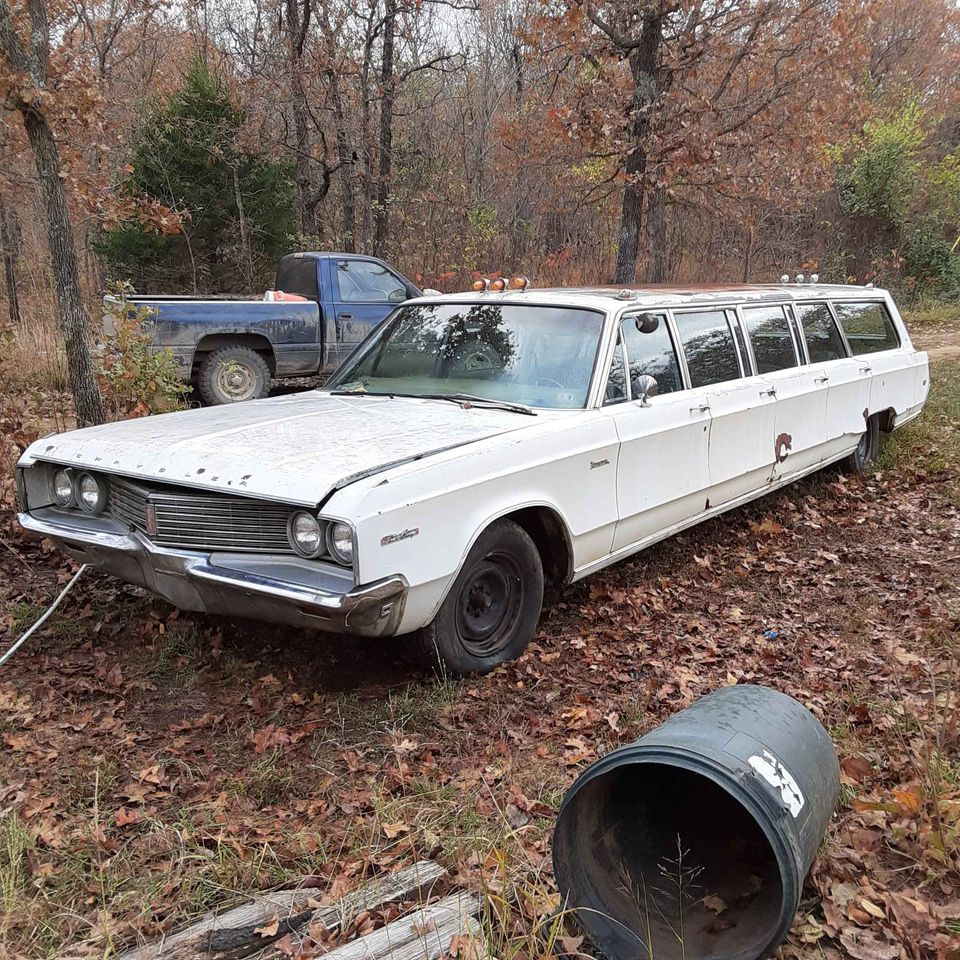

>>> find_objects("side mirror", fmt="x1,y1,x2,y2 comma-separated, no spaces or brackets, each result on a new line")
635,313,660,334
388,288,408,304
632,374,659,405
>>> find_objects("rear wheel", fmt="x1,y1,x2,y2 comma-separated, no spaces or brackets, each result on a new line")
842,413,881,474
198,345,271,405
409,519,544,677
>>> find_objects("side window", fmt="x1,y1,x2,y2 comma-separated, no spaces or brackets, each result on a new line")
603,336,628,404
336,260,408,304
741,305,798,374
795,302,846,363
833,301,899,355
675,310,742,388
621,312,682,396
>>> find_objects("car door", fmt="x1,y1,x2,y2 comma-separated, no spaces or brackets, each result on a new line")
793,301,863,463
604,311,712,553
673,307,777,506
332,258,409,352
739,302,828,479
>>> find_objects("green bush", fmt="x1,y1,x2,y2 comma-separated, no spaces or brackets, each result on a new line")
902,217,960,298
98,282,189,419
838,102,925,228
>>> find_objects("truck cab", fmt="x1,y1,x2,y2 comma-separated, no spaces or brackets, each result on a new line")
276,253,420,370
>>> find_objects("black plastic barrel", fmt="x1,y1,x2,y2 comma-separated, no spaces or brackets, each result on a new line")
552,684,839,960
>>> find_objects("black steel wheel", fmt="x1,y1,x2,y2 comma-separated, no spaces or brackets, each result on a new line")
409,519,544,676
841,413,881,474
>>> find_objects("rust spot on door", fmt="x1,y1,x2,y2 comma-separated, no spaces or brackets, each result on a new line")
775,433,792,463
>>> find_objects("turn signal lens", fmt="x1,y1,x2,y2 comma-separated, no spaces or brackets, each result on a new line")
471,279,488,291
288,511,325,558
511,276,529,290
53,469,74,507
490,277,507,291
327,521,354,565
76,472,107,514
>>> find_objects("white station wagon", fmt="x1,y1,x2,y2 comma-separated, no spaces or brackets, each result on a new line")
16,282,928,675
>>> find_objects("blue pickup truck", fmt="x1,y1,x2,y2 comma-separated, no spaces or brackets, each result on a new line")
117,253,421,404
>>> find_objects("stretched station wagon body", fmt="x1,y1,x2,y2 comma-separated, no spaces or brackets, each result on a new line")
16,282,929,675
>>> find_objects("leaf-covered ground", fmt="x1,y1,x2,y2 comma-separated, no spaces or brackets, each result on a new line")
1,315,958,960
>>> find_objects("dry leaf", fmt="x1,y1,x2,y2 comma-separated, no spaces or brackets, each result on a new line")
255,914,280,938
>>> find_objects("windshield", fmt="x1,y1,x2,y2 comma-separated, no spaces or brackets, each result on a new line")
326,302,605,409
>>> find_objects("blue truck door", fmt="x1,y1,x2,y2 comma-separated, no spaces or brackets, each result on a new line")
329,257,408,355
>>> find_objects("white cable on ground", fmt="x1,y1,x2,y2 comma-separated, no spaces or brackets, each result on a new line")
0,564,89,669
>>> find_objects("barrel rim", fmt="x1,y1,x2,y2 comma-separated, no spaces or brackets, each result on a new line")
552,747,800,960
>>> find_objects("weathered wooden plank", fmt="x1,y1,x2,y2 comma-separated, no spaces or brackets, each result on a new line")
318,892,482,960
117,860,447,960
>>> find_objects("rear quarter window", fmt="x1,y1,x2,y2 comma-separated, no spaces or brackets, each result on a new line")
833,301,899,355
275,257,319,300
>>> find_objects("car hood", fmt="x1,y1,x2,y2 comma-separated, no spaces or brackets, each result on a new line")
24,392,538,506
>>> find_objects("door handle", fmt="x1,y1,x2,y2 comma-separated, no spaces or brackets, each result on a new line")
760,388,777,398
815,375,830,384
689,402,711,413
860,365,872,375
338,313,354,321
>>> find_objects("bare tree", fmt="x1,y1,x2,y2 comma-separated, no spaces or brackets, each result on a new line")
0,0,104,424
0,190,20,325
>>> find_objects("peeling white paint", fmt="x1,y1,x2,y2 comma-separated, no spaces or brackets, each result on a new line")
748,749,805,818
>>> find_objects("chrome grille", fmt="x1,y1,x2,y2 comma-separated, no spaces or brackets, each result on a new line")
107,477,295,554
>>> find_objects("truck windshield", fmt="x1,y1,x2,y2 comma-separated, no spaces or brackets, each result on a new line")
326,302,605,409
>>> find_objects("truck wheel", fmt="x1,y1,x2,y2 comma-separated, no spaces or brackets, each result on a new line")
408,519,544,677
841,414,881,474
198,346,271,404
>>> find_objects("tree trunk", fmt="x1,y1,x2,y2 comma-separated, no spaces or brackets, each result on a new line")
286,0,318,237
328,65,357,251
645,183,668,283
372,0,396,257
23,108,104,425
613,13,662,284
0,193,21,325
232,165,254,288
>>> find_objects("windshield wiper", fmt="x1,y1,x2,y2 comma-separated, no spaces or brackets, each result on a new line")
421,393,537,416
329,389,536,416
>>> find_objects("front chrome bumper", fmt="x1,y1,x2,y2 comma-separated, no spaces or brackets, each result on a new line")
18,508,407,637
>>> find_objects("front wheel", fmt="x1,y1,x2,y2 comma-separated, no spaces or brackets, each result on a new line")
841,413,881,474
408,519,544,677
198,345,271,405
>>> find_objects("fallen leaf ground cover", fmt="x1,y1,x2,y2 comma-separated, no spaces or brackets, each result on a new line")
0,310,958,960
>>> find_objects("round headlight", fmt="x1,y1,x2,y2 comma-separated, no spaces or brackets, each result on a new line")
288,511,325,558
53,469,74,507
76,472,107,514
327,521,354,565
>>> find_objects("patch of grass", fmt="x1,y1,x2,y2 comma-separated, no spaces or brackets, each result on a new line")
902,303,960,331
332,677,463,739
878,357,960,479
223,749,294,807
10,599,46,632
0,813,33,928
149,621,208,690
59,756,122,815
